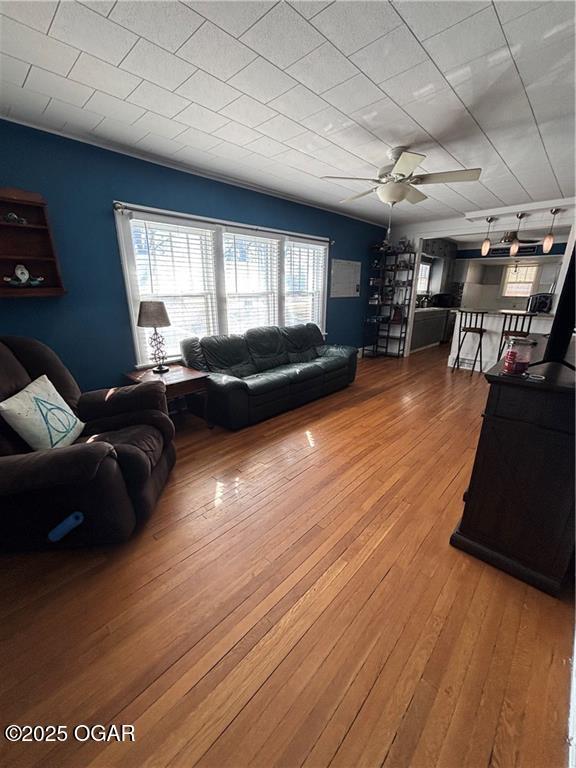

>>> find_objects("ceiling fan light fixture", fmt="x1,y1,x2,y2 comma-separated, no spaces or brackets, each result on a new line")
481,216,495,256
542,208,561,254
376,182,407,204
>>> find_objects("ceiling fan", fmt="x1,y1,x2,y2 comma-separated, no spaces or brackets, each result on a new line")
322,146,482,206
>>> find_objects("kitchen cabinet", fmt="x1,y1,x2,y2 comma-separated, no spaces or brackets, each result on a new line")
410,308,450,351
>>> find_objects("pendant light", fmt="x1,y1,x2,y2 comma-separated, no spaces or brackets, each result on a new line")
481,216,495,256
542,208,560,254
509,212,525,257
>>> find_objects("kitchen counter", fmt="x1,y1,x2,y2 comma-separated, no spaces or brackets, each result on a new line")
411,308,453,351
447,310,555,372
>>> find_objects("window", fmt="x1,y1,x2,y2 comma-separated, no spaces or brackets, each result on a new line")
417,262,431,293
116,206,329,365
502,264,539,297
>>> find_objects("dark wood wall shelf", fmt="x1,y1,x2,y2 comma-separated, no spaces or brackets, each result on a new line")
0,187,65,298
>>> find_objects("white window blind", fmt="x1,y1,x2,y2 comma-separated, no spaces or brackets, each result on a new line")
129,218,218,362
224,232,279,334
116,206,329,366
502,264,539,297
285,240,327,327
417,262,431,294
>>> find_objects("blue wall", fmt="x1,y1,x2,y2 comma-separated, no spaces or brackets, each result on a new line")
0,120,386,390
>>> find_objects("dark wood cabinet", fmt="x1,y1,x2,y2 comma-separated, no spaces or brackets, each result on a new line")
450,339,574,595
0,187,65,298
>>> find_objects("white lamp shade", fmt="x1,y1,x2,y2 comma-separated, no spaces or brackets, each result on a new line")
481,238,491,256
509,239,520,257
376,182,407,204
542,233,554,254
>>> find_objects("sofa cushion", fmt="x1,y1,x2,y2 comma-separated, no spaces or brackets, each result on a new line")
305,323,325,347
180,336,208,371
312,356,349,376
273,362,324,383
245,327,289,371
243,370,291,396
279,325,319,363
200,334,257,378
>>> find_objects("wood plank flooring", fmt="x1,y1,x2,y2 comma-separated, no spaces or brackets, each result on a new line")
0,347,572,768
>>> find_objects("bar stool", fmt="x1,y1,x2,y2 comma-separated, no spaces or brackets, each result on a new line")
498,311,535,358
452,310,486,375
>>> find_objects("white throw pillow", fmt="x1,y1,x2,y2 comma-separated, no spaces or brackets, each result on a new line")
0,374,84,450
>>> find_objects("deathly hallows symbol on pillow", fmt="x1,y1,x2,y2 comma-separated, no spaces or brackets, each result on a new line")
33,396,78,447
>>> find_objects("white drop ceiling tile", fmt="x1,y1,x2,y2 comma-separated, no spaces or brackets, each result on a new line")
352,139,393,167
402,88,468,137
177,126,221,150
287,42,358,93
392,1,490,40
132,111,187,139
228,57,296,103
0,17,79,76
219,94,276,127
43,98,104,130
311,1,403,55
0,53,29,86
0,81,49,119
210,140,255,161
50,1,137,65
494,1,547,24
362,110,429,147
257,113,306,140
176,70,240,111
446,181,503,208
78,1,115,16
381,60,450,106
177,101,229,131
539,115,575,196
241,3,324,68
328,123,378,151
136,133,184,156
91,116,150,143
267,84,325,120
285,130,331,155
127,81,188,119
0,0,58,32
213,121,261,146
25,67,93,107
504,0,574,50
109,1,203,53
323,74,384,113
301,106,354,136
275,148,336,177
287,1,333,20
184,1,274,36
173,144,214,166
177,22,256,80
351,26,428,84
315,145,376,174
85,90,145,123
69,53,141,99
245,135,287,157
423,7,506,72
526,72,575,123
121,39,196,91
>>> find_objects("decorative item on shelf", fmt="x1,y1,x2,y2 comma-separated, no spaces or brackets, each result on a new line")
3,263,44,288
3,211,28,225
542,208,561,254
390,304,404,323
137,300,171,374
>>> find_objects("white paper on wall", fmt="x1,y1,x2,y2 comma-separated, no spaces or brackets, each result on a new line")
330,259,361,298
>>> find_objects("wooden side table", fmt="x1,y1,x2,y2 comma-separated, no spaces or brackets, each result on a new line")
125,364,212,426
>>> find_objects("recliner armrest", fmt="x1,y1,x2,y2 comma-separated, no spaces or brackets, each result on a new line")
83,410,175,445
0,442,115,496
78,381,168,420
317,344,358,358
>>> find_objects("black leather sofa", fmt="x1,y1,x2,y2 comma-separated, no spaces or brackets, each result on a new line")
181,324,357,430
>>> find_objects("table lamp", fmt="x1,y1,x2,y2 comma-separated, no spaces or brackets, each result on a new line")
137,300,171,373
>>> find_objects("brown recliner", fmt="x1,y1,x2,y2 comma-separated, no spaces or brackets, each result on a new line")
0,336,176,549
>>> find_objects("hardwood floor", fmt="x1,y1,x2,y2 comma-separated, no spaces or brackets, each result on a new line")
0,347,572,768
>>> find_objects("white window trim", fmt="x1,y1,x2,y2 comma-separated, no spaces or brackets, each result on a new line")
500,263,541,298
114,202,329,367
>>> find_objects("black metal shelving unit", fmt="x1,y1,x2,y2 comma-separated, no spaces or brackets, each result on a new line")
362,246,416,358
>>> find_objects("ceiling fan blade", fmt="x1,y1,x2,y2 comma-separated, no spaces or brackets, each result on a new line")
391,151,426,178
322,175,382,182
412,168,482,185
404,185,428,204
339,188,378,203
